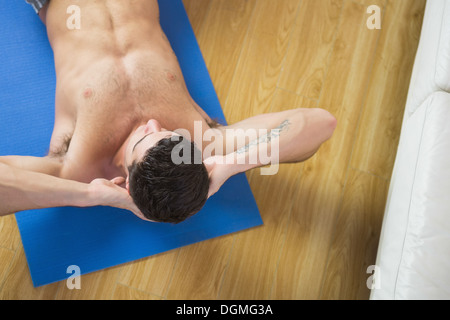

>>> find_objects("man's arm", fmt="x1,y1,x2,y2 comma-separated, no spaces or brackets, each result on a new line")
0,155,63,177
0,161,141,217
0,161,91,216
204,108,337,197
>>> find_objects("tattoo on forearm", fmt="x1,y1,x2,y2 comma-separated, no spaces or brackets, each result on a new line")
235,120,291,155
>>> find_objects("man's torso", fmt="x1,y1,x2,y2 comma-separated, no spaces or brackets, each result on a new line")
44,0,214,182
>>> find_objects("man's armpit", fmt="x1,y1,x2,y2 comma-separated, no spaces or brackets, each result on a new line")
48,133,72,158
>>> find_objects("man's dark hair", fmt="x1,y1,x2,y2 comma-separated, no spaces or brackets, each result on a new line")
128,136,209,224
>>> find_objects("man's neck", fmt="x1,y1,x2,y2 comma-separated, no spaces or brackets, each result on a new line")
110,122,144,177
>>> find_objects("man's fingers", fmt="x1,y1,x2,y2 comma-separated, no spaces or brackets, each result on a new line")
101,177,149,222
111,176,126,185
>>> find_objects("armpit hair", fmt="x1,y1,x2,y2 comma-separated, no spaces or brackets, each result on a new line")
48,134,72,158
206,118,224,129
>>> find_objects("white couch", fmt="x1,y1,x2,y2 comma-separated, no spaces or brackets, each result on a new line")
370,0,450,300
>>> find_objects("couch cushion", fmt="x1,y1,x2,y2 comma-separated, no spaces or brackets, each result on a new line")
405,0,450,117
371,91,450,299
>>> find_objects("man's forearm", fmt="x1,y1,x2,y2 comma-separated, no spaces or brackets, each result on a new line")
0,162,93,216
204,108,337,198
221,109,337,176
222,120,289,176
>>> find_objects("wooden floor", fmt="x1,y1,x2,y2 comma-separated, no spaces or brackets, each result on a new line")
0,0,426,300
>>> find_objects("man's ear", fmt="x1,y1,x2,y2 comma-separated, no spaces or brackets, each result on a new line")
126,176,130,194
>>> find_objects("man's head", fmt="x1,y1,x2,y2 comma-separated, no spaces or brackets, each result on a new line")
124,119,209,223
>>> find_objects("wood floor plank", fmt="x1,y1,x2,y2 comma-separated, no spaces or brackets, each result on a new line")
0,215,21,251
355,0,387,7
0,245,59,299
166,235,234,299
269,150,341,299
0,247,15,290
319,169,389,300
271,0,383,299
218,163,303,299
350,0,426,179
193,0,257,107
55,265,122,300
269,87,318,113
111,283,162,300
117,250,179,297
277,0,344,100
182,0,212,35
223,0,301,124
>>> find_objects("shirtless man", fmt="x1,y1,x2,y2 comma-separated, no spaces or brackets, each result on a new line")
0,0,337,223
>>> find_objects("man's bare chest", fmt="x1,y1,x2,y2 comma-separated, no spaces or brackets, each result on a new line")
50,55,197,163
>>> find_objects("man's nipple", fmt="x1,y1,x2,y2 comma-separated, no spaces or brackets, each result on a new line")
83,87,93,98
166,71,177,82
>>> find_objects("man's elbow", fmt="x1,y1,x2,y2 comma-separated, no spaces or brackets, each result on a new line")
326,111,337,139
315,108,337,141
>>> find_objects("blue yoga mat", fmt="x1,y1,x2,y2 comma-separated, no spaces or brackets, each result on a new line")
0,0,262,287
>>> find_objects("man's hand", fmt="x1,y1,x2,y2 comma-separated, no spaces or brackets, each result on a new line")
88,177,146,220
203,156,237,198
